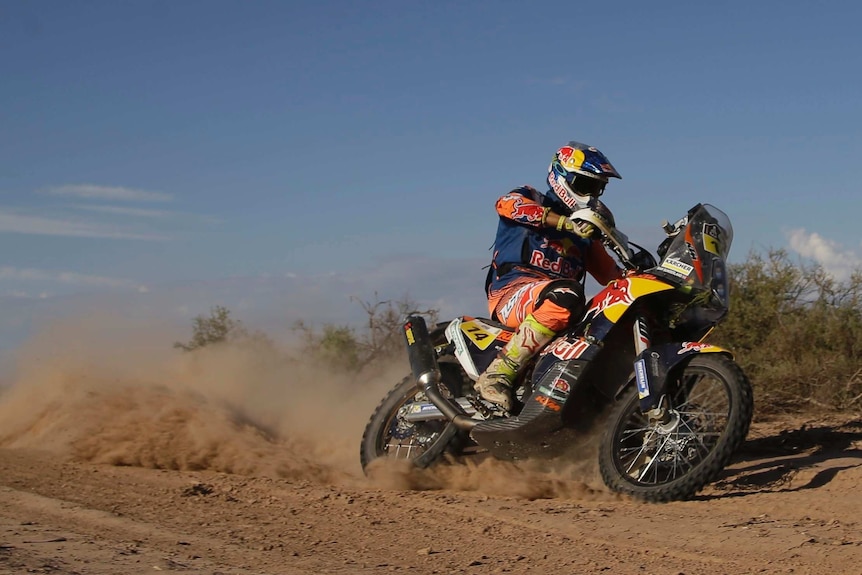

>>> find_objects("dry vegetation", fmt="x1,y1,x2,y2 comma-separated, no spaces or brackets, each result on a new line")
174,251,862,417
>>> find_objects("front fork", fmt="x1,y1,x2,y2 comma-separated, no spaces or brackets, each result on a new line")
632,315,671,425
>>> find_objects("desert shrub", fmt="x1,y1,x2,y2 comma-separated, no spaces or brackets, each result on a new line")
712,249,862,411
174,305,246,351
293,295,437,374
174,305,274,352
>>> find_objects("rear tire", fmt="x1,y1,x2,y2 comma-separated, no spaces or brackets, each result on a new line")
360,363,470,472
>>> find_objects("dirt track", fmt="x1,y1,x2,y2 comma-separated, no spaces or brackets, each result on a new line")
0,326,860,575
1,412,861,575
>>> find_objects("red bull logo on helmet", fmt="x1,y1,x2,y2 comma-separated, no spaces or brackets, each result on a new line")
557,146,586,171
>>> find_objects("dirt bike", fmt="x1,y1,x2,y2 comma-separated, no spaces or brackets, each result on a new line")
360,202,753,502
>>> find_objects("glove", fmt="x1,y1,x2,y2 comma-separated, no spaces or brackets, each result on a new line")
556,216,595,239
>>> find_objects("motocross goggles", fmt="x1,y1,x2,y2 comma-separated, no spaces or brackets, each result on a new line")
567,173,607,197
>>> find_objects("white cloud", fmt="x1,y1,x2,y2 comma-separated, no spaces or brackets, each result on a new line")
0,266,146,291
71,204,221,225
0,210,169,240
2,290,49,299
786,228,862,280
44,184,172,202
74,205,175,218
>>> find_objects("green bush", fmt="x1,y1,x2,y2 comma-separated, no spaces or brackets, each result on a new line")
174,305,247,351
293,295,437,373
712,249,862,412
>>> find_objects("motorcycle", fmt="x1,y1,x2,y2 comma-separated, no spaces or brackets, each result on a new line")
360,202,753,502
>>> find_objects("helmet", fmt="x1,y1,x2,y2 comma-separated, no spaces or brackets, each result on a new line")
547,141,621,214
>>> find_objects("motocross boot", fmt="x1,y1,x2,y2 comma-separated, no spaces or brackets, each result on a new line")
474,314,556,412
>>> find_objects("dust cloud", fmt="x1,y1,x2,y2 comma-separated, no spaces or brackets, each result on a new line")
0,312,401,484
365,429,618,501
0,313,613,500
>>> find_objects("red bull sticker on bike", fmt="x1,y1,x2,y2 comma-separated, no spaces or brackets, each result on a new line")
544,337,591,361
678,342,723,355
586,277,674,323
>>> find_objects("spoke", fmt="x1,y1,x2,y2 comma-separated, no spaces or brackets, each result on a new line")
621,430,655,476
677,418,716,455
635,434,673,483
613,364,738,488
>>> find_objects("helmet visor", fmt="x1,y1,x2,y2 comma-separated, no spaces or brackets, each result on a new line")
568,174,606,197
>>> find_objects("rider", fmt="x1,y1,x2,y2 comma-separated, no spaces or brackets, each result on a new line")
475,141,624,411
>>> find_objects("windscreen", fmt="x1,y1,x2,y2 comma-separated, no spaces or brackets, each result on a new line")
654,204,733,292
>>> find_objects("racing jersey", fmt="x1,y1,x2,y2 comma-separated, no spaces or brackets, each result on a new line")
486,186,622,295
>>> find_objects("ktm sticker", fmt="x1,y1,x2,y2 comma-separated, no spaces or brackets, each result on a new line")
404,326,415,345
535,395,562,412
460,319,505,351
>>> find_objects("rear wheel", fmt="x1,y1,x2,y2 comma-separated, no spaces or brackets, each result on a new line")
360,363,471,472
599,354,753,502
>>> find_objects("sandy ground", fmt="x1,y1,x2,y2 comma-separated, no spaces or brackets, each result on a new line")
1,322,861,574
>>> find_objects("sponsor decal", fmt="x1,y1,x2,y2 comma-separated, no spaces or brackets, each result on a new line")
404,324,415,345
586,279,634,317
545,237,580,258
536,380,570,400
678,342,713,355
686,242,698,260
661,258,694,277
635,358,650,399
551,377,571,394
497,283,532,324
535,395,562,412
460,319,503,351
410,403,439,413
557,146,585,171
702,223,722,255
548,173,578,211
529,250,575,277
544,337,591,361
500,195,544,224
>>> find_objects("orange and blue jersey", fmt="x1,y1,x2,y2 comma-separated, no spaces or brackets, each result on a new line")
487,186,622,296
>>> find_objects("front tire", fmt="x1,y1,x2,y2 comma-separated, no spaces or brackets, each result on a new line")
599,354,753,502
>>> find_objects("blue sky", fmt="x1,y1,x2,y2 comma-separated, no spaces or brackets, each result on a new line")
2,1,862,356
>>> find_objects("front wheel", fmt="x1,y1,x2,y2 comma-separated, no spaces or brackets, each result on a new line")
599,354,753,502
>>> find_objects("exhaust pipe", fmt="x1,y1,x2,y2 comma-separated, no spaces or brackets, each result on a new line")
403,316,477,431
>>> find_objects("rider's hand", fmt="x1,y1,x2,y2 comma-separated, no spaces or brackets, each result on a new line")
556,216,595,239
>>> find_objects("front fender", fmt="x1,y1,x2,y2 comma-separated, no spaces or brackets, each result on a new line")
634,342,733,411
